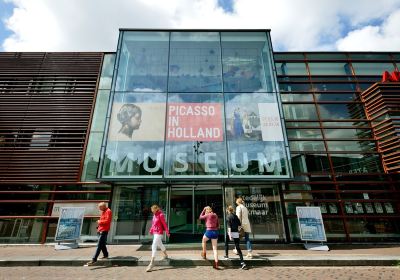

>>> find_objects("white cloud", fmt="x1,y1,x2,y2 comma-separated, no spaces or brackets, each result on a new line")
2,0,400,51
336,10,400,51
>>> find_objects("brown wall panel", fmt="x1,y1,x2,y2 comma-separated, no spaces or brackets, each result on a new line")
0,52,103,183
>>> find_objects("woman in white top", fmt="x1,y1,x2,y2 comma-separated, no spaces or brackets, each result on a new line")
235,197,253,258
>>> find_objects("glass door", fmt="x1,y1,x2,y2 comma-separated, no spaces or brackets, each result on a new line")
110,185,168,243
193,186,224,236
224,184,286,242
169,185,224,243
169,186,194,242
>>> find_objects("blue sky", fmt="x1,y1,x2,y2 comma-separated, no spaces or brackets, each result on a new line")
0,0,13,49
1,0,400,52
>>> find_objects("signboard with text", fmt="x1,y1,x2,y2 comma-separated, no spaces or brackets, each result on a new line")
167,103,223,141
296,206,327,242
55,207,85,242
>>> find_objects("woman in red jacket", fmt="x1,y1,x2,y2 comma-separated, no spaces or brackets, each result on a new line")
146,204,170,272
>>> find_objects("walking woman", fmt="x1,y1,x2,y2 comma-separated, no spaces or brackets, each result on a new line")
199,206,220,269
146,204,170,272
236,198,253,258
224,205,247,269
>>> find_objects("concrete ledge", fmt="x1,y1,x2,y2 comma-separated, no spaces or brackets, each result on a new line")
1,256,399,267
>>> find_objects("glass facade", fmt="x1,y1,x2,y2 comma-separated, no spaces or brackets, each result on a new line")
99,31,291,180
277,52,400,242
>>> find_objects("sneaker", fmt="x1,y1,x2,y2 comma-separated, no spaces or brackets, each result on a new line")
246,252,253,259
223,255,229,260
161,254,169,261
146,263,154,272
99,255,108,259
84,260,96,266
232,248,238,255
241,262,247,270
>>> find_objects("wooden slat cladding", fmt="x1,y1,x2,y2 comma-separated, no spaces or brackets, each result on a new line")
361,82,400,174
0,52,103,183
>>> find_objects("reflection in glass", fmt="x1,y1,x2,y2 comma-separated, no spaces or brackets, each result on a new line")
116,32,169,92
225,185,285,240
279,83,311,92
287,129,323,139
291,153,330,173
326,141,375,152
352,62,395,75
283,104,318,120
169,32,222,92
276,62,308,75
99,54,116,89
281,93,313,102
323,128,372,139
308,62,352,75
221,32,274,92
314,93,358,102
289,141,326,152
330,154,382,173
318,103,366,120
111,186,167,241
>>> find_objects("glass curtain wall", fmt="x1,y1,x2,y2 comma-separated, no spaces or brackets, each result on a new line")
275,52,400,241
99,31,291,180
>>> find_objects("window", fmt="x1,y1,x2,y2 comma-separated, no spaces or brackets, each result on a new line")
279,83,311,92
221,32,275,92
326,141,375,152
283,104,318,120
308,62,352,75
275,62,308,76
115,32,169,92
168,32,222,92
287,129,323,139
318,104,365,120
281,93,313,102
289,141,326,152
99,54,115,90
330,154,382,173
323,128,372,139
291,153,330,173
352,62,395,75
315,93,358,102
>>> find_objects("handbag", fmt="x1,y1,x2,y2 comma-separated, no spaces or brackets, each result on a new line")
238,226,245,239
238,206,245,239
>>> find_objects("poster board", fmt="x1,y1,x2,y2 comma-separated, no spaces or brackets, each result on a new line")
55,207,85,242
296,206,327,242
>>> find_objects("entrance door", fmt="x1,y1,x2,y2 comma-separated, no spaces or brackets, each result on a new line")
169,186,223,243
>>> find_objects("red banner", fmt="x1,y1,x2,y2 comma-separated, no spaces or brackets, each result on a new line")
167,103,223,141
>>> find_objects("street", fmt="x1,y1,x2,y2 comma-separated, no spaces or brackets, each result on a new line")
0,266,399,280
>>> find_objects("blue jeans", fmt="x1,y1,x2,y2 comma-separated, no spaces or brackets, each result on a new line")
92,231,108,261
244,232,252,252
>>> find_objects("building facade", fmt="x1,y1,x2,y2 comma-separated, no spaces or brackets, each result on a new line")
0,30,399,243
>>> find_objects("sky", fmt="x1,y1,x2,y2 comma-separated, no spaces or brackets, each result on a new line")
1,0,400,52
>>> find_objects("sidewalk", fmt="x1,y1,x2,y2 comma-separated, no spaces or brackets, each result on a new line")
1,244,399,267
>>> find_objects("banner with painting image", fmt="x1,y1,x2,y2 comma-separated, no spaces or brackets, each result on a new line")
225,93,284,142
225,92,289,177
102,93,166,177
